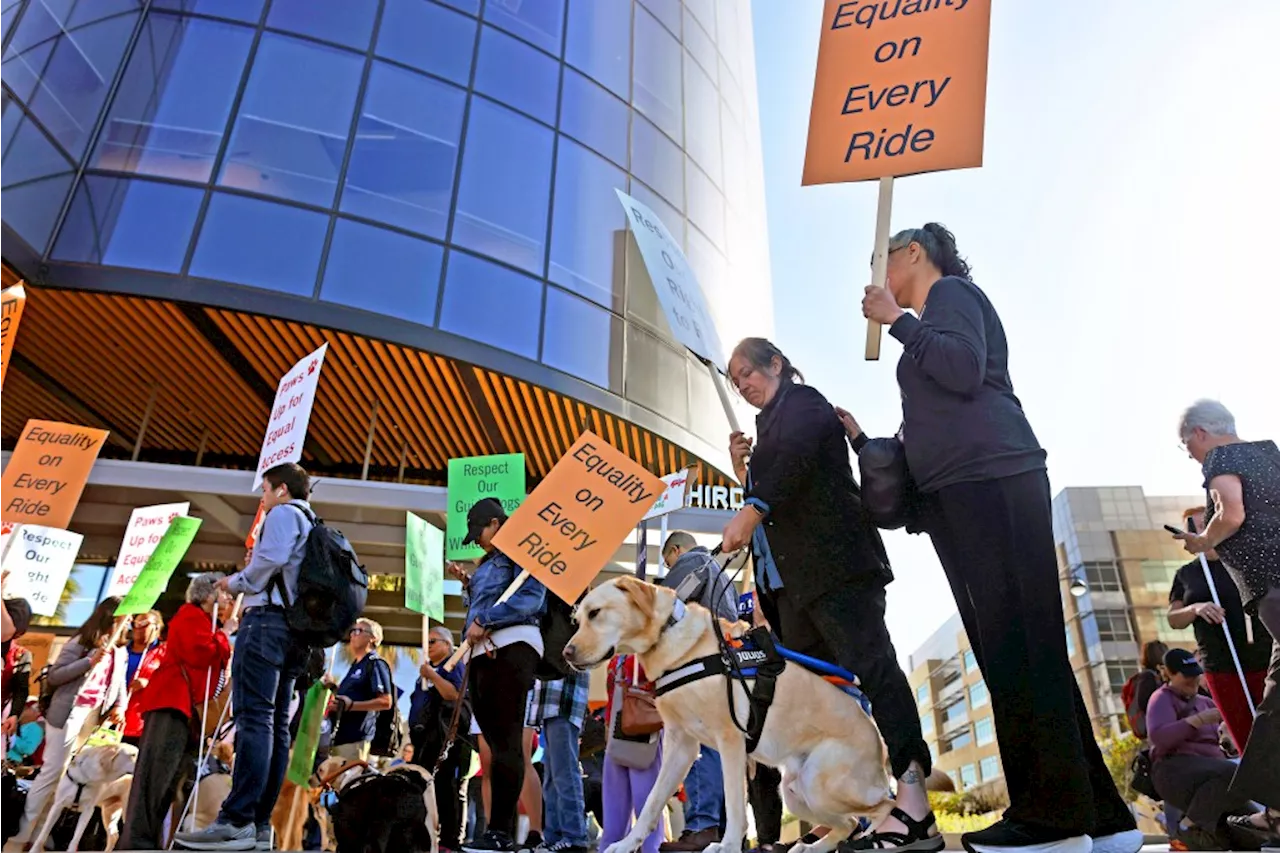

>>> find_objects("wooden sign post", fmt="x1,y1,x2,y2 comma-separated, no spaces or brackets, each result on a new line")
802,0,992,359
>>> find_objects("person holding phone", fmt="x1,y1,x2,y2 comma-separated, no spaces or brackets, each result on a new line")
1174,400,1280,845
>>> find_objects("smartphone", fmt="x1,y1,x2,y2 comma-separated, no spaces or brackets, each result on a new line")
1163,524,1185,536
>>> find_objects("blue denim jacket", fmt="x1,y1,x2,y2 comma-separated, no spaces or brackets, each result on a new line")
465,549,547,632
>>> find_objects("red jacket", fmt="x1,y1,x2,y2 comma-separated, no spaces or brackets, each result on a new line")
135,604,230,720
123,645,166,738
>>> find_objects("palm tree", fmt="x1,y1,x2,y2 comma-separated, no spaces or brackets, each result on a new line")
30,575,81,627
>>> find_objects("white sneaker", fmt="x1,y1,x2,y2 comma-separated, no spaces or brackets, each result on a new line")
1088,828,1142,853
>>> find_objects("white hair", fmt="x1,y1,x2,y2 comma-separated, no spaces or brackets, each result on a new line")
430,625,454,648
1179,399,1237,439
186,572,222,606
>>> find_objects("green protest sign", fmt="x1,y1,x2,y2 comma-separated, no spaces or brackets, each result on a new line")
114,516,202,615
446,453,525,560
405,511,444,621
287,680,331,785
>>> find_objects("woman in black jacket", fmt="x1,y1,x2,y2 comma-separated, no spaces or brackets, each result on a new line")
720,338,938,853
853,223,1140,853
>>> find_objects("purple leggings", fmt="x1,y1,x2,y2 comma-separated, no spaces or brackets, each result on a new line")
601,742,665,853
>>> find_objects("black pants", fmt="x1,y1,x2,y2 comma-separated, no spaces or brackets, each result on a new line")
1153,754,1255,829
768,584,930,779
437,740,474,848
922,469,1132,834
120,708,195,850
470,643,538,838
1231,586,1280,809
748,764,783,845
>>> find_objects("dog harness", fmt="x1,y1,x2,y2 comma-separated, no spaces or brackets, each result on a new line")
64,752,92,808
653,625,873,753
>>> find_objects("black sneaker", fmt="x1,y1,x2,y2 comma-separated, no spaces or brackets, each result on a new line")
521,831,544,853
961,820,1090,853
464,831,520,853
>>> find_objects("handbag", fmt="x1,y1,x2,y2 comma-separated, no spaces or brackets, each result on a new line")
857,436,920,531
605,659,659,770
619,657,663,736
1129,746,1159,800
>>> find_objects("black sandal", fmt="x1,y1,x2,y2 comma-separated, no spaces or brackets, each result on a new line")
840,809,944,852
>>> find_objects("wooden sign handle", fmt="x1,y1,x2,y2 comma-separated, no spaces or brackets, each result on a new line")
866,176,896,361
443,569,531,672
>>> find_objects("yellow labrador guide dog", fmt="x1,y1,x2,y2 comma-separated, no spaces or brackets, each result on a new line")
564,577,894,853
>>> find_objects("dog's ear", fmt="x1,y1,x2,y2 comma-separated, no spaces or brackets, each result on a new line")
614,576,657,621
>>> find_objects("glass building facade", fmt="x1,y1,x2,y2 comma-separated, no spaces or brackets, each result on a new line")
1,0,772,458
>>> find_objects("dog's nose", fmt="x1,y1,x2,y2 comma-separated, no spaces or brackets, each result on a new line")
562,644,576,661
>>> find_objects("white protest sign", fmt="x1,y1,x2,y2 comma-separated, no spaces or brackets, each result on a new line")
615,189,727,372
2,525,83,616
643,467,694,520
253,343,328,491
105,502,191,598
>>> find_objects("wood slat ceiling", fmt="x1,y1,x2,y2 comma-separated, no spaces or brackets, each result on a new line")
2,281,729,490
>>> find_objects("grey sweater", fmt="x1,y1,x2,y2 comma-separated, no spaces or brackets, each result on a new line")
44,639,128,730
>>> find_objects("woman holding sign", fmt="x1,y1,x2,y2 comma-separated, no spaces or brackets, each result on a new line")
719,338,938,853
852,224,1140,853
458,497,548,853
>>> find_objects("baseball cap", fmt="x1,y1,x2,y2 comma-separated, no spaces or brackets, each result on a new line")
1163,647,1203,677
462,498,507,545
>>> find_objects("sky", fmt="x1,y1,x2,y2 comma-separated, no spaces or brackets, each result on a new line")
749,0,1280,665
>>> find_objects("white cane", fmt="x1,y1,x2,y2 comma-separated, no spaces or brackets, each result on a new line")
1188,517,1257,717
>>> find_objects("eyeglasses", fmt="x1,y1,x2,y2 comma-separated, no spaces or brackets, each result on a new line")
349,627,370,636
428,638,447,646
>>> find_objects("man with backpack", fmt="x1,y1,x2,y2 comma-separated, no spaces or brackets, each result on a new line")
328,618,394,763
177,462,316,851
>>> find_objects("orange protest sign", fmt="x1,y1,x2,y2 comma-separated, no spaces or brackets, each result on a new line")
492,432,664,604
1,420,110,528
1,283,27,389
802,0,991,185
246,499,266,549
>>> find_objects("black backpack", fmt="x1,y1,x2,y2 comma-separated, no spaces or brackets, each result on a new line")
370,660,407,759
273,504,369,648
535,593,578,680
35,664,54,718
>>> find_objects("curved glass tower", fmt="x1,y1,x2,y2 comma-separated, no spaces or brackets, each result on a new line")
1,0,772,483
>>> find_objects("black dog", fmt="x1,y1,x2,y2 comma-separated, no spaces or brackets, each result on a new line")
331,768,433,853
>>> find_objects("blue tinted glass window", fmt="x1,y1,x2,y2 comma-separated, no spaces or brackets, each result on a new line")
438,251,542,359
542,287,622,391
1,1,21,44
720,104,747,213
960,764,977,788
93,14,252,183
482,0,563,57
638,0,680,35
549,138,626,311
963,649,979,672
190,193,327,295
218,33,362,207
980,756,1001,780
681,8,716,78
719,55,744,121
625,323,688,425
377,0,475,86
685,0,716,38
2,9,138,159
1,173,74,254
687,160,724,249
632,5,681,142
2,102,74,187
152,0,263,23
453,97,553,275
632,114,683,209
267,0,377,50
53,177,201,271
474,26,558,125
685,225,727,315
321,219,442,324
559,68,626,167
684,52,721,186
341,62,464,239
436,0,479,14
564,0,629,99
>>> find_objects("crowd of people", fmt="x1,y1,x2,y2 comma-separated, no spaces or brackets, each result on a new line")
1,223,1277,853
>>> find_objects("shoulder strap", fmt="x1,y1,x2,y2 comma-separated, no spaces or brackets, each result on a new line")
267,502,316,609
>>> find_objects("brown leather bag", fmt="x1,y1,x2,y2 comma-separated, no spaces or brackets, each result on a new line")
619,657,663,736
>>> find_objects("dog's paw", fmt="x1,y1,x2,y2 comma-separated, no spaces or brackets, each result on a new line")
604,839,641,853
